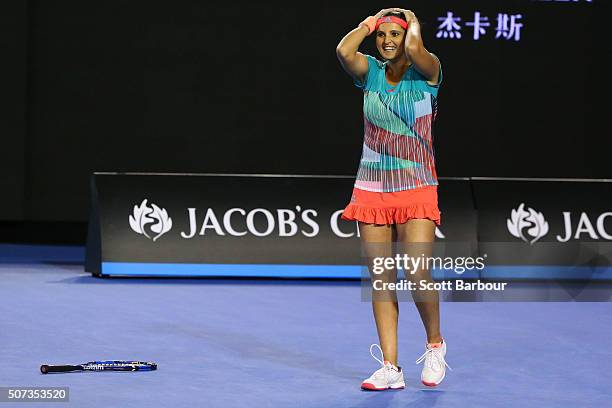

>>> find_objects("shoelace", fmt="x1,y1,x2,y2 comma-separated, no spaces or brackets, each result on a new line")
370,344,385,366
415,346,452,372
369,344,396,380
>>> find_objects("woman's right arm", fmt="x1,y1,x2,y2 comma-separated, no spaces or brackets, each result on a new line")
335,24,371,84
336,10,390,83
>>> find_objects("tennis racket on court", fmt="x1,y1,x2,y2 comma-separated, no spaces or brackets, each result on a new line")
40,360,157,374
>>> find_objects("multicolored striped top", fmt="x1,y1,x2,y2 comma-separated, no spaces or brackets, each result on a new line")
352,54,442,193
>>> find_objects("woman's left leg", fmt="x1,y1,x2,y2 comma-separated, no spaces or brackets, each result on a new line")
395,219,441,343
396,219,449,387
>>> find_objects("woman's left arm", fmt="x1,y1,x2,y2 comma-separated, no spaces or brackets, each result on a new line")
400,9,440,84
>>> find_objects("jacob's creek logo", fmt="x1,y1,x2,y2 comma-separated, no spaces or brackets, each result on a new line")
129,199,173,241
507,203,549,244
507,203,612,243
127,201,444,240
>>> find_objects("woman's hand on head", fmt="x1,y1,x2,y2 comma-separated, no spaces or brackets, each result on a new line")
373,8,393,20
396,8,419,25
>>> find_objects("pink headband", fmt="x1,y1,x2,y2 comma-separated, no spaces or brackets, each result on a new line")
375,16,408,31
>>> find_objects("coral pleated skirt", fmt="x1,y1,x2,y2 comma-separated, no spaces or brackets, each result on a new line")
341,185,441,226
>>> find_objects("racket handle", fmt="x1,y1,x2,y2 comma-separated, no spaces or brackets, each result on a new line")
40,365,83,374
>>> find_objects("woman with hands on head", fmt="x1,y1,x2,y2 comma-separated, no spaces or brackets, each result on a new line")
336,8,449,391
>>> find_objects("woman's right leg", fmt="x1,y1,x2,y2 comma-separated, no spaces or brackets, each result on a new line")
358,222,398,366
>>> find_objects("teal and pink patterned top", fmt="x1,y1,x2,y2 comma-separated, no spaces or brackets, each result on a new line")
353,54,442,193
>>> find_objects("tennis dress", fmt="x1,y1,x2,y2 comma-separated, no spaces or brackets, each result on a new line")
341,54,443,225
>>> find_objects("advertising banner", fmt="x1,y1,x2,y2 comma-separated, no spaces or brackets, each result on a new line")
86,174,475,278
472,178,612,280
86,174,611,280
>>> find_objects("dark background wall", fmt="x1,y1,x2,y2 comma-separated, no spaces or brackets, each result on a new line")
0,0,605,235
0,1,27,221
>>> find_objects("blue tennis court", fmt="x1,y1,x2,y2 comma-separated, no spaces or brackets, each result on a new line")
1,246,611,407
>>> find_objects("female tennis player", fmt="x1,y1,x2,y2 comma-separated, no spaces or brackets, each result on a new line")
336,8,449,390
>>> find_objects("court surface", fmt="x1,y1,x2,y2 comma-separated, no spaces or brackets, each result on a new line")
1,250,611,407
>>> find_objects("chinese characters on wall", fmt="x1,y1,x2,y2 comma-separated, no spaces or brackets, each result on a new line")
437,11,524,42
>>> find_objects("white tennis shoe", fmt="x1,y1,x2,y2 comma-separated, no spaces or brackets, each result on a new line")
361,344,405,391
416,339,451,387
